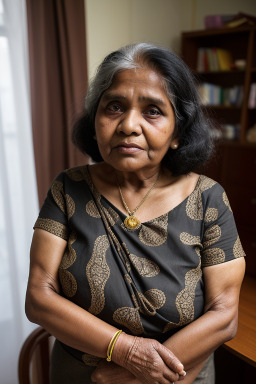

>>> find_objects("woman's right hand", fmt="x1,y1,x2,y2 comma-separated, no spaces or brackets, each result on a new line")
112,333,186,384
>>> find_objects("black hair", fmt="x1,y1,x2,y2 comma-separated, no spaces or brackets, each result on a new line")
72,43,216,174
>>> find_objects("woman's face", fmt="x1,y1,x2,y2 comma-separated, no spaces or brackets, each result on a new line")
94,67,178,173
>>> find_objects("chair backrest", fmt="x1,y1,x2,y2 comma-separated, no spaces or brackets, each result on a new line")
18,327,52,384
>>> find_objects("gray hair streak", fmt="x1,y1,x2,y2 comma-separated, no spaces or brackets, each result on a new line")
85,43,179,119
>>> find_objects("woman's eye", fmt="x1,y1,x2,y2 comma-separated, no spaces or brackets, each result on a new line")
145,107,161,116
106,103,123,113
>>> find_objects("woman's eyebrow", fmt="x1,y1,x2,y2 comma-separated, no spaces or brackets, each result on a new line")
138,96,166,106
103,93,166,106
102,93,126,101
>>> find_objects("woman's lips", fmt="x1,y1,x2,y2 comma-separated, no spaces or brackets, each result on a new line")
114,143,143,154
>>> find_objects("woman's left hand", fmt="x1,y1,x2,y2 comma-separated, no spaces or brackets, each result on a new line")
91,360,142,384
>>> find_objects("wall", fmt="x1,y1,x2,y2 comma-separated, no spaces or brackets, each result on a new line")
85,0,256,79
85,0,192,79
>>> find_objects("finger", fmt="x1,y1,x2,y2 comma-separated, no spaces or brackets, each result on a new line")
156,344,185,374
90,370,100,383
177,371,187,381
160,377,177,384
147,366,179,384
162,367,180,383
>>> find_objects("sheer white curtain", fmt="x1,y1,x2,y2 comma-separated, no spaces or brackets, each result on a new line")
0,0,39,382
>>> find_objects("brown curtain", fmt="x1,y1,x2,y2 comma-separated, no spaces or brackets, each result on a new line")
26,0,89,206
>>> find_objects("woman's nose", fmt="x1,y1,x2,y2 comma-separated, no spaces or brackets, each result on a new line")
116,110,142,135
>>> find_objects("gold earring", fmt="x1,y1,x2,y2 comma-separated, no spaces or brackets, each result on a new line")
172,143,178,149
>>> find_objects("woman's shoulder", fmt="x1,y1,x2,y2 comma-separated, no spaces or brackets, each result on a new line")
64,165,89,182
49,165,92,195
197,174,219,192
197,174,225,194
50,165,88,183
197,174,231,210
177,173,220,199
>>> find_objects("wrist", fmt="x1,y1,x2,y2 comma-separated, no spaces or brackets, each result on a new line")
111,332,136,366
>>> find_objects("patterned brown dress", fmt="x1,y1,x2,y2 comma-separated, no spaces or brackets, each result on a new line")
34,165,245,383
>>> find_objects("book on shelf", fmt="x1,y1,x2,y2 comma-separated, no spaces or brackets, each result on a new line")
225,12,256,28
216,49,233,71
222,124,240,140
197,47,233,72
199,83,243,107
248,83,256,109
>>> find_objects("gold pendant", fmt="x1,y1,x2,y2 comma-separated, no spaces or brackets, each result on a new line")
124,215,141,230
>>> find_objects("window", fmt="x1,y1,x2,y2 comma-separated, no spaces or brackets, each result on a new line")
0,1,38,382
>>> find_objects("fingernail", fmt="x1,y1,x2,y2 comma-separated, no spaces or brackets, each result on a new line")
181,370,186,376
178,363,184,370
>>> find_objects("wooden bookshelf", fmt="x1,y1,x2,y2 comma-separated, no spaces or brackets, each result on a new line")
182,26,256,143
181,27,256,276
181,26,256,382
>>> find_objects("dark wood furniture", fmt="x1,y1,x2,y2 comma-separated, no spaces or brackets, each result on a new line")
18,327,51,384
204,143,256,277
224,274,256,367
181,26,256,143
181,26,256,277
214,275,256,383
181,26,256,383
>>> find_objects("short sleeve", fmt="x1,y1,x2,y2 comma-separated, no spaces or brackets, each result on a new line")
33,172,69,240
201,185,245,267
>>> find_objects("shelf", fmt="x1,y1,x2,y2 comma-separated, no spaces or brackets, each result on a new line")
182,26,256,147
195,70,245,87
218,140,241,146
205,105,242,110
219,140,256,148
182,25,255,38
196,70,245,75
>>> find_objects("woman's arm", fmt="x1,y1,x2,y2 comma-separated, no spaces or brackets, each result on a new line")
26,228,120,356
92,257,245,384
26,229,185,383
163,257,245,383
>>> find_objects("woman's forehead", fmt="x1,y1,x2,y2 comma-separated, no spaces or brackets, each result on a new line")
112,67,163,84
104,68,168,98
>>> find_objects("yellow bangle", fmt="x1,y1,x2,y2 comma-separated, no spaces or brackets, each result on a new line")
106,330,122,362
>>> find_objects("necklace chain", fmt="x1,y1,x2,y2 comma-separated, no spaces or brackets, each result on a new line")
116,173,160,218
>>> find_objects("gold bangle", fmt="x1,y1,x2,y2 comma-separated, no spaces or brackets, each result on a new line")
106,330,122,362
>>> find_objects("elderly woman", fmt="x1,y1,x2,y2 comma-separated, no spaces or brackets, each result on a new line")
25,43,245,384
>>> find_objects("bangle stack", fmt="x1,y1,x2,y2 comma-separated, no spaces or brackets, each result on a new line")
106,330,122,362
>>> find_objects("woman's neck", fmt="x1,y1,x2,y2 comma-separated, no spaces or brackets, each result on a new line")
113,166,161,192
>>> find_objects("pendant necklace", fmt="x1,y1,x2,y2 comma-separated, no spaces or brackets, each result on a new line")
116,173,160,230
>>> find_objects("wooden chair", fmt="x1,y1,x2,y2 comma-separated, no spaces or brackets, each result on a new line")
18,327,52,384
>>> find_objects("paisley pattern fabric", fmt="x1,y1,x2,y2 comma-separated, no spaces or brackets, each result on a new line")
34,165,245,367
86,235,110,315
